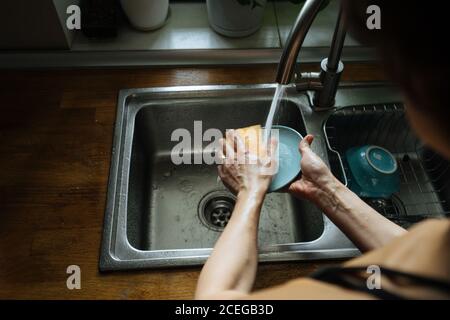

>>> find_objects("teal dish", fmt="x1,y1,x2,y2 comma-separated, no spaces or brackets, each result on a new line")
345,145,400,199
266,125,303,193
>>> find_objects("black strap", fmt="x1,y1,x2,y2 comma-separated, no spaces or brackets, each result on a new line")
311,265,450,300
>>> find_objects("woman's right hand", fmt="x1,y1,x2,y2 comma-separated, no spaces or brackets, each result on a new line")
218,129,278,197
288,135,338,205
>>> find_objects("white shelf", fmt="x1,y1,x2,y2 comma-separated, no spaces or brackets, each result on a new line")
0,1,375,69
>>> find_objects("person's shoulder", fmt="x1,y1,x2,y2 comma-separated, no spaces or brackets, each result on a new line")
421,218,449,227
245,278,374,300
196,290,251,300
408,218,450,235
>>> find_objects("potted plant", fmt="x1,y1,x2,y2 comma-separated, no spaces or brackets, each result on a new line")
120,0,169,31
206,0,268,37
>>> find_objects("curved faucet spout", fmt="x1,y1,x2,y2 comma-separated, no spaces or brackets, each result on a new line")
275,0,347,110
275,0,325,85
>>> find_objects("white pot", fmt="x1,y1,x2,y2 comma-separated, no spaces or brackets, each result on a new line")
207,0,267,37
120,0,169,31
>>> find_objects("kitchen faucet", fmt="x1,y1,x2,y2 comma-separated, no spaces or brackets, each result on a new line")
276,0,347,110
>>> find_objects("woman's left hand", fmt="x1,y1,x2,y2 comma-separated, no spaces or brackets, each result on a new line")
218,129,278,197
197,130,277,299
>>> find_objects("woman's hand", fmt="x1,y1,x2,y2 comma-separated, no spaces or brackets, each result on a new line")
196,131,278,299
218,129,278,197
288,135,338,204
288,134,406,252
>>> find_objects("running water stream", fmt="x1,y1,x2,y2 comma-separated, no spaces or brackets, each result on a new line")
263,83,285,144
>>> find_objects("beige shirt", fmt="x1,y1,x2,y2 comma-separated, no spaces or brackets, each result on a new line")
249,219,450,299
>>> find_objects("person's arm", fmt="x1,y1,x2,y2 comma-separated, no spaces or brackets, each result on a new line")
288,135,407,253
195,130,276,300
195,189,265,299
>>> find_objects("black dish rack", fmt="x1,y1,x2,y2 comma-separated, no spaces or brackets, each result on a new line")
323,103,450,228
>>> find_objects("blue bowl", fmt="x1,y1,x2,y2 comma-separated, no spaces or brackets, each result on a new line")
345,145,400,199
265,125,303,193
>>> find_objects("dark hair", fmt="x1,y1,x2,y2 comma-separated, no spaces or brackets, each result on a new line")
343,0,449,138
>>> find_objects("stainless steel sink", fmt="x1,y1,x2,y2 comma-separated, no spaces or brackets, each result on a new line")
127,96,325,252
100,84,416,271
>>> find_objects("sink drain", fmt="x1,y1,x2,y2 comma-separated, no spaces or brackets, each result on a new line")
198,191,236,231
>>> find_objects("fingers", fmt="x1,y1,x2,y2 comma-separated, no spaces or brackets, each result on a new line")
218,164,224,178
221,128,279,168
218,137,234,164
232,130,246,154
218,138,225,164
267,137,279,166
218,165,231,191
223,131,236,164
217,164,239,195
298,134,314,155
220,130,247,166
287,181,297,193
269,137,278,157
226,129,255,165
232,130,250,164
287,180,306,199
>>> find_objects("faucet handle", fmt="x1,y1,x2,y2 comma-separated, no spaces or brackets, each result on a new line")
295,71,322,92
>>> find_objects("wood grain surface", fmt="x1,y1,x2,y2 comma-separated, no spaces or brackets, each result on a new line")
0,64,385,299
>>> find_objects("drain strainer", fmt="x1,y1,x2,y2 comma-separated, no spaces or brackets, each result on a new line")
198,191,236,231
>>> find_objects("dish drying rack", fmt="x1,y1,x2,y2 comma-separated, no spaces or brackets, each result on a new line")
324,103,450,228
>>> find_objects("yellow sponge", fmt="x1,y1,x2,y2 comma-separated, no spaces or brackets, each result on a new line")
234,124,263,156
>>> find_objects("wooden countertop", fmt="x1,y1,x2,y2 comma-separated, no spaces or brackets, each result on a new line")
0,64,385,299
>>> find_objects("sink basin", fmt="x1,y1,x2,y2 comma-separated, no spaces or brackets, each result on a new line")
128,95,322,251
100,84,412,271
